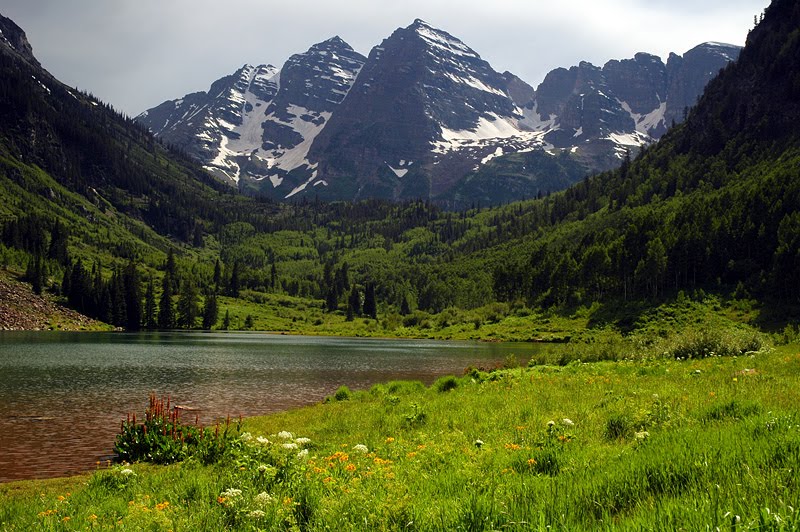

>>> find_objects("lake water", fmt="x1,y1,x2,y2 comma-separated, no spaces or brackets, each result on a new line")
0,331,535,482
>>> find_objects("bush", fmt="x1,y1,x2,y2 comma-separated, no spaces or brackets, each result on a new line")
661,328,766,359
434,375,458,393
604,413,634,441
333,385,351,401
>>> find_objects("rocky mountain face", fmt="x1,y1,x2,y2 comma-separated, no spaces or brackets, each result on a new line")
137,20,740,204
0,14,39,67
137,38,365,192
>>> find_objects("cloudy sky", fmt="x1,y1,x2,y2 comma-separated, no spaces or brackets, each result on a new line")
1,0,770,116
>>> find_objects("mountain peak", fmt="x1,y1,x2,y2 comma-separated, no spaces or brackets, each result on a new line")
0,13,40,67
313,35,355,52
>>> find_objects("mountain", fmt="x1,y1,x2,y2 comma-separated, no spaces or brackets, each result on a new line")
0,11,278,251
136,38,366,192
138,20,739,205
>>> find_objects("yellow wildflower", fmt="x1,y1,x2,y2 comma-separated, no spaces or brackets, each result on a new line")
385,437,395,443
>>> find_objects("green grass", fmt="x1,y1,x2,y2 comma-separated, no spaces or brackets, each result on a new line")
2,342,799,530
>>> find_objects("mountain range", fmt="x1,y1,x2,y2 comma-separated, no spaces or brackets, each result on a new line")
137,20,740,205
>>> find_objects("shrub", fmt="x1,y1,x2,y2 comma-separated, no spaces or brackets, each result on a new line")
434,375,458,393
333,385,351,401
604,413,634,441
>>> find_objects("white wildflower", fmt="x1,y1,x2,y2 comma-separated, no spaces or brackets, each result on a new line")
295,437,311,446
562,418,574,427
352,444,369,454
220,488,242,499
474,439,484,448
256,436,270,446
277,431,293,440
254,491,274,506
248,510,266,518
547,420,556,427
119,468,135,476
282,442,298,450
635,431,650,440
297,449,309,459
240,432,253,443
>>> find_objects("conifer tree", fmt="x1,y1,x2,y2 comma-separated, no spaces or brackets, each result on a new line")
202,292,218,330
158,272,175,329
124,261,142,330
346,285,360,321
144,276,157,328
221,309,231,330
363,282,377,319
177,278,199,329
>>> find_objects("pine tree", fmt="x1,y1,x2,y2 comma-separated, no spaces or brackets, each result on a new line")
213,259,222,292
202,293,218,330
158,273,175,329
347,285,360,321
228,260,240,298
144,276,157,328
221,309,231,330
165,249,179,293
177,278,199,329
123,261,142,330
363,282,377,319
400,294,411,316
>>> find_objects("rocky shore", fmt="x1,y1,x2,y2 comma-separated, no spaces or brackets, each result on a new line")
0,271,106,331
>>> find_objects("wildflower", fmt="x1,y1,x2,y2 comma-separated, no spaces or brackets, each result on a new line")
504,443,521,450
527,458,537,466
407,452,417,458
57,496,66,502
155,501,169,511
256,436,270,445
283,497,294,506
282,442,298,450
258,464,269,473
297,449,309,459
120,468,134,476
88,514,98,521
323,476,334,484
562,418,574,427
345,464,357,472
240,432,253,443
248,509,266,518
295,437,311,446
353,444,369,454
547,420,555,428
220,488,242,499
385,437,395,443
474,439,484,448
277,431,293,439
635,431,650,440
254,492,274,505
62,516,70,523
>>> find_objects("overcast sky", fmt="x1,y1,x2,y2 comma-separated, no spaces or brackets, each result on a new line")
1,0,770,116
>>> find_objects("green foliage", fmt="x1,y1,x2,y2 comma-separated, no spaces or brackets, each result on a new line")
433,375,458,393
115,394,240,465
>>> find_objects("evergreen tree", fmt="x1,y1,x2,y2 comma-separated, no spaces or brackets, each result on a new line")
165,249,179,293
201,292,218,330
158,273,175,329
177,278,199,329
110,269,127,327
325,287,338,312
213,259,222,292
144,276,157,328
123,261,142,330
228,261,240,298
346,285,360,321
221,309,231,330
47,220,69,265
363,282,377,319
400,294,411,316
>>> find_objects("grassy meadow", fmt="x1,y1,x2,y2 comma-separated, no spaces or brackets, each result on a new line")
1,332,798,530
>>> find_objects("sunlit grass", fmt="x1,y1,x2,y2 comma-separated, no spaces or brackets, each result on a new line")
2,344,799,530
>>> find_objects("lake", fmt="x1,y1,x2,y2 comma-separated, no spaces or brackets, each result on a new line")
0,331,536,482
